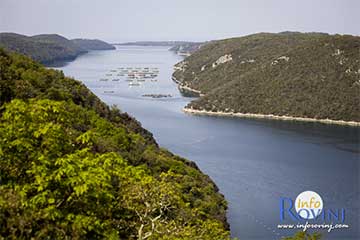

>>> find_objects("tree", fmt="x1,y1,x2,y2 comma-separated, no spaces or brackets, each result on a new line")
0,99,230,239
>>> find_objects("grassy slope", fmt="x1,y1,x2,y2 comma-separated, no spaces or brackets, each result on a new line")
173,32,360,122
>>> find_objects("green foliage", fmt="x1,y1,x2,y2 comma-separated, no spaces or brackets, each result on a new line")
0,47,155,144
0,49,230,239
174,32,360,121
0,99,230,239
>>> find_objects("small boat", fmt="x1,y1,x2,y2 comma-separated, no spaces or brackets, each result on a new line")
106,74,112,76
151,79,158,82
110,70,117,72
112,79,120,81
100,78,109,81
103,90,115,93
129,82,140,86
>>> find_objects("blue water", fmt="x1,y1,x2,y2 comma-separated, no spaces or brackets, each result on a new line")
57,46,360,240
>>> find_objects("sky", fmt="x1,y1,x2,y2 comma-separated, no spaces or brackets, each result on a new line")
0,0,359,43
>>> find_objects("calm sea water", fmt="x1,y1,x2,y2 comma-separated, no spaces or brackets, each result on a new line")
56,46,360,240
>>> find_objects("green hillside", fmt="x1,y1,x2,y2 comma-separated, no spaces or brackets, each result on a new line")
0,33,85,64
0,48,229,239
0,33,115,65
173,32,360,122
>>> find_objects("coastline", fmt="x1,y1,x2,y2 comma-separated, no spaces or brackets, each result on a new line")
183,107,360,127
172,73,360,127
172,75,204,97
43,53,84,67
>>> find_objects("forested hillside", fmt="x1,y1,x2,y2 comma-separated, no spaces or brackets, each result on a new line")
0,33,85,64
173,32,360,122
0,33,114,65
0,48,229,239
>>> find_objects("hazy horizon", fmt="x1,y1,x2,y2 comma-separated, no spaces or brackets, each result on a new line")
1,0,359,43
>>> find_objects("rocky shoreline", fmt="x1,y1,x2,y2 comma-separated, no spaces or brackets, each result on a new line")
172,76,204,97
183,107,360,127
172,73,360,127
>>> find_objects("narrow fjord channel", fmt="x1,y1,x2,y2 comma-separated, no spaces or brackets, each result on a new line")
57,46,360,240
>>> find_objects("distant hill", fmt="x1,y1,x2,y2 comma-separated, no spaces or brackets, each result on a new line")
0,33,84,64
115,41,191,46
169,42,204,56
173,32,360,123
115,41,203,55
72,38,115,50
32,34,84,53
0,33,114,65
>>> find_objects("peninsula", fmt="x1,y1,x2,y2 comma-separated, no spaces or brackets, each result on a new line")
0,32,114,65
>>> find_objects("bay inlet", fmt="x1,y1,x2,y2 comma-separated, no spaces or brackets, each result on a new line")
57,46,360,240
